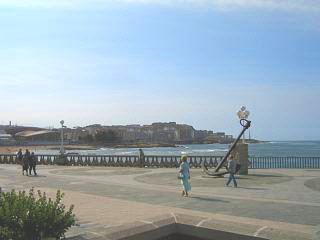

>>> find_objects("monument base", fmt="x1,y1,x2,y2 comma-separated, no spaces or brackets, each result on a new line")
235,143,249,175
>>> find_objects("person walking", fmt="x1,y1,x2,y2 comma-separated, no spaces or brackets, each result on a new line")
29,152,37,176
139,149,145,168
17,149,24,175
16,149,23,165
22,149,30,176
179,155,191,197
226,155,238,187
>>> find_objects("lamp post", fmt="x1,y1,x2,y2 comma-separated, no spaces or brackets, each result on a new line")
59,120,66,155
237,106,250,143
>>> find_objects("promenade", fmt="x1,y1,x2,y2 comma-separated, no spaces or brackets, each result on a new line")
0,164,319,239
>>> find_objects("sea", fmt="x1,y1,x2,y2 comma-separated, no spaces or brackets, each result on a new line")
35,141,320,157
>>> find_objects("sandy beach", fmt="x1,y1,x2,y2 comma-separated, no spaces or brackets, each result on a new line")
0,144,97,154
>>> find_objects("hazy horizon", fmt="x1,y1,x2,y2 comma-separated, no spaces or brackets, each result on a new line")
1,0,319,141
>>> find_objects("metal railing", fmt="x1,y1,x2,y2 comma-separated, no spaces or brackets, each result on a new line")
249,156,320,169
0,154,223,168
0,154,319,169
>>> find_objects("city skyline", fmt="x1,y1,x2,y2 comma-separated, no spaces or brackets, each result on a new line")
0,121,232,135
1,0,319,141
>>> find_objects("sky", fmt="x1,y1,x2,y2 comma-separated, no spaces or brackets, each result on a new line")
0,0,319,140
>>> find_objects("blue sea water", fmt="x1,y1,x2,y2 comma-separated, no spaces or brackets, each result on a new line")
35,141,320,157
249,141,320,157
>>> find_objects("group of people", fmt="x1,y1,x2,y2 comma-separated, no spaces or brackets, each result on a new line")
16,149,37,176
178,153,238,197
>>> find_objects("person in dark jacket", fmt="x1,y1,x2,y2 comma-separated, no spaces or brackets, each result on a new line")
16,149,23,165
29,152,37,176
22,149,30,176
139,149,145,168
17,149,24,175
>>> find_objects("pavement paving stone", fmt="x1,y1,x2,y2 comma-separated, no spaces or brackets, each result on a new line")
304,177,320,192
257,227,312,240
1,164,320,239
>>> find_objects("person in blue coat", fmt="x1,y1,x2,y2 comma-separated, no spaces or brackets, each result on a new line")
179,155,191,197
226,155,238,187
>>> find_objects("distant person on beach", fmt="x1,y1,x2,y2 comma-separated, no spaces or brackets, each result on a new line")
16,149,23,165
22,149,30,176
29,152,37,176
139,149,145,167
179,155,191,197
226,155,238,187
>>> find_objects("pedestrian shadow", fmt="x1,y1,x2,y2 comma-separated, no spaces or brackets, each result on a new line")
67,236,87,240
243,174,285,178
236,187,267,190
191,196,229,203
27,175,47,178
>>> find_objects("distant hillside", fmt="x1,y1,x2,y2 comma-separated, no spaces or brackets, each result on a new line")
4,126,45,136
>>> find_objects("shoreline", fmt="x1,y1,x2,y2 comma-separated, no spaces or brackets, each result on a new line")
0,145,97,154
0,141,267,154
0,143,177,154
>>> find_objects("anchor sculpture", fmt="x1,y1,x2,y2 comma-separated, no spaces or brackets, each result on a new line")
202,119,251,177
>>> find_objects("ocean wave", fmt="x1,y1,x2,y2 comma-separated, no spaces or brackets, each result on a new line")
181,151,192,155
99,148,110,151
176,145,189,149
192,149,228,153
116,151,137,155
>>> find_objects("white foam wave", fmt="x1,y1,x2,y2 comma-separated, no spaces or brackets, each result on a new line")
192,149,228,153
117,151,136,155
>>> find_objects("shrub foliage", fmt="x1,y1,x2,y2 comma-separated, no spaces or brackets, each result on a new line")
0,188,76,240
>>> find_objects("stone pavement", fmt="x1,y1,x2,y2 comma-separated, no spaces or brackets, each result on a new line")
0,164,320,239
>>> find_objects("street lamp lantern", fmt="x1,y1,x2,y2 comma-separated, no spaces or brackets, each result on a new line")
237,106,250,120
237,106,250,143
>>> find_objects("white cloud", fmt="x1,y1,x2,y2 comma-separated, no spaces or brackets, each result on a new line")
0,0,319,12
124,0,320,12
0,0,74,8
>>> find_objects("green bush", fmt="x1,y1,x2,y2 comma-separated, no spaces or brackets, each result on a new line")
0,188,76,240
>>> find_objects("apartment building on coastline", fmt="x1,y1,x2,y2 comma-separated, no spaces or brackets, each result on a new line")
105,122,195,144
1,122,234,145
85,122,233,144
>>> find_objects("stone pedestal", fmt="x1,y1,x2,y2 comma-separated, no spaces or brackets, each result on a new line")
235,143,249,175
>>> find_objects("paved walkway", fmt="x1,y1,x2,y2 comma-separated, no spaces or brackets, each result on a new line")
0,164,320,239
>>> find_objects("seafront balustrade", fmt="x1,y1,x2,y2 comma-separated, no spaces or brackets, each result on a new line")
0,154,222,168
0,154,319,169
249,156,320,169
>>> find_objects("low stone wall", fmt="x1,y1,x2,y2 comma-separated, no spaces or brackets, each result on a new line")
0,154,319,169
68,213,312,240
0,154,222,168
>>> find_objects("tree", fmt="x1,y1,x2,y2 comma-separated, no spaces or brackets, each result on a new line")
95,130,117,143
79,134,94,143
0,188,76,240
